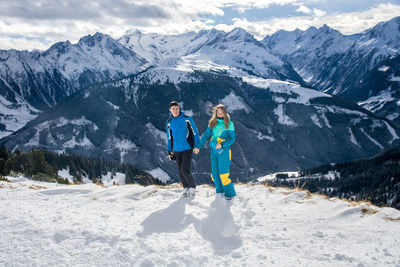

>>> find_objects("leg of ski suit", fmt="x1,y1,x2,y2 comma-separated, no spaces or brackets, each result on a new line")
210,151,223,193
210,148,236,198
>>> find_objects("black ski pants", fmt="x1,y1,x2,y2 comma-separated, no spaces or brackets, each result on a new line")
174,149,196,188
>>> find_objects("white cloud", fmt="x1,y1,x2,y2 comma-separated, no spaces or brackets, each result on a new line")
203,19,216,25
0,36,50,51
314,3,400,34
296,5,313,14
219,3,400,39
0,1,399,51
0,0,227,50
313,8,326,17
296,5,326,17
236,7,249,14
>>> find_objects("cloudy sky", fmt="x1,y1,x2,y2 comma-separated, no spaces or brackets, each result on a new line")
0,0,399,51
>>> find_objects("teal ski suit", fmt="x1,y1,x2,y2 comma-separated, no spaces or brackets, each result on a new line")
197,117,236,198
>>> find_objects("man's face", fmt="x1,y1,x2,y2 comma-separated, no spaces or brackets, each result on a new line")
169,105,180,117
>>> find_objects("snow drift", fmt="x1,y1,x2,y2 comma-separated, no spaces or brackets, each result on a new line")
1,176,399,266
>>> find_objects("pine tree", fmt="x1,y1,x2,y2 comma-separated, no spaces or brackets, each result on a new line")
0,146,9,161
0,158,6,175
27,150,54,177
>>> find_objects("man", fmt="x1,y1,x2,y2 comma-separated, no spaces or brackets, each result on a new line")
166,101,199,197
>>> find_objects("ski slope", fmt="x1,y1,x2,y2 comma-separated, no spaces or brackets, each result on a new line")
1,177,399,266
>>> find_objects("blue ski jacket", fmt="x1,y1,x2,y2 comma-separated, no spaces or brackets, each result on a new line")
166,111,199,152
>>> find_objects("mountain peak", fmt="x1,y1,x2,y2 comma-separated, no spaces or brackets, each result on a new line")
195,28,225,42
78,32,111,47
376,15,400,28
303,26,318,36
125,28,143,36
318,24,344,38
320,24,332,31
358,15,400,48
390,15,400,25
197,28,222,36
264,28,303,40
228,27,249,36
226,27,254,42
46,40,73,55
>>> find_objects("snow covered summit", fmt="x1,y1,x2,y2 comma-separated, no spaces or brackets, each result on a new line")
1,177,399,266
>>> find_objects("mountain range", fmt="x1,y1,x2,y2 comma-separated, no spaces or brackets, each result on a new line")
263,16,400,124
1,17,400,182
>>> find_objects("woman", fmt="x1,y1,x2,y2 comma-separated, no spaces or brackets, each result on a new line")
193,104,236,199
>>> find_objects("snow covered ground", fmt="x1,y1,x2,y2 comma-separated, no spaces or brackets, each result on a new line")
1,176,399,266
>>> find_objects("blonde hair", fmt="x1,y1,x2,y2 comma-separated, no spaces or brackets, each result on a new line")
209,104,229,129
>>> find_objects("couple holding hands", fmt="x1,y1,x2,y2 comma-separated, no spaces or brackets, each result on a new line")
166,101,237,200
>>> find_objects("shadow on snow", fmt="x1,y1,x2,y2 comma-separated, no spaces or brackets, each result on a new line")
137,195,242,255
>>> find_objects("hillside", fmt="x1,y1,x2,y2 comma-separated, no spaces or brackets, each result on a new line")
267,146,400,209
2,70,399,182
0,147,160,186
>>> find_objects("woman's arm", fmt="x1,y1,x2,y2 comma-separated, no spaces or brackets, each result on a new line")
196,126,212,149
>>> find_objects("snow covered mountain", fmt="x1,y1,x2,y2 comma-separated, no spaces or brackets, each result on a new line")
2,66,399,182
263,25,356,87
0,32,146,138
263,16,400,94
0,28,304,140
119,28,303,83
2,17,399,141
1,18,400,181
1,177,400,266
263,16,400,122
118,29,223,66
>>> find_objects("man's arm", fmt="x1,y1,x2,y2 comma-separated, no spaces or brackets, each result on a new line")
166,121,176,160
166,121,172,153
189,117,200,148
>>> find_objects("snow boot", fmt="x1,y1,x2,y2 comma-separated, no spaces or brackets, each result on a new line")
187,187,196,197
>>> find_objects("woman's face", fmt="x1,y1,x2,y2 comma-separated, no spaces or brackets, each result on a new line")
217,108,225,118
